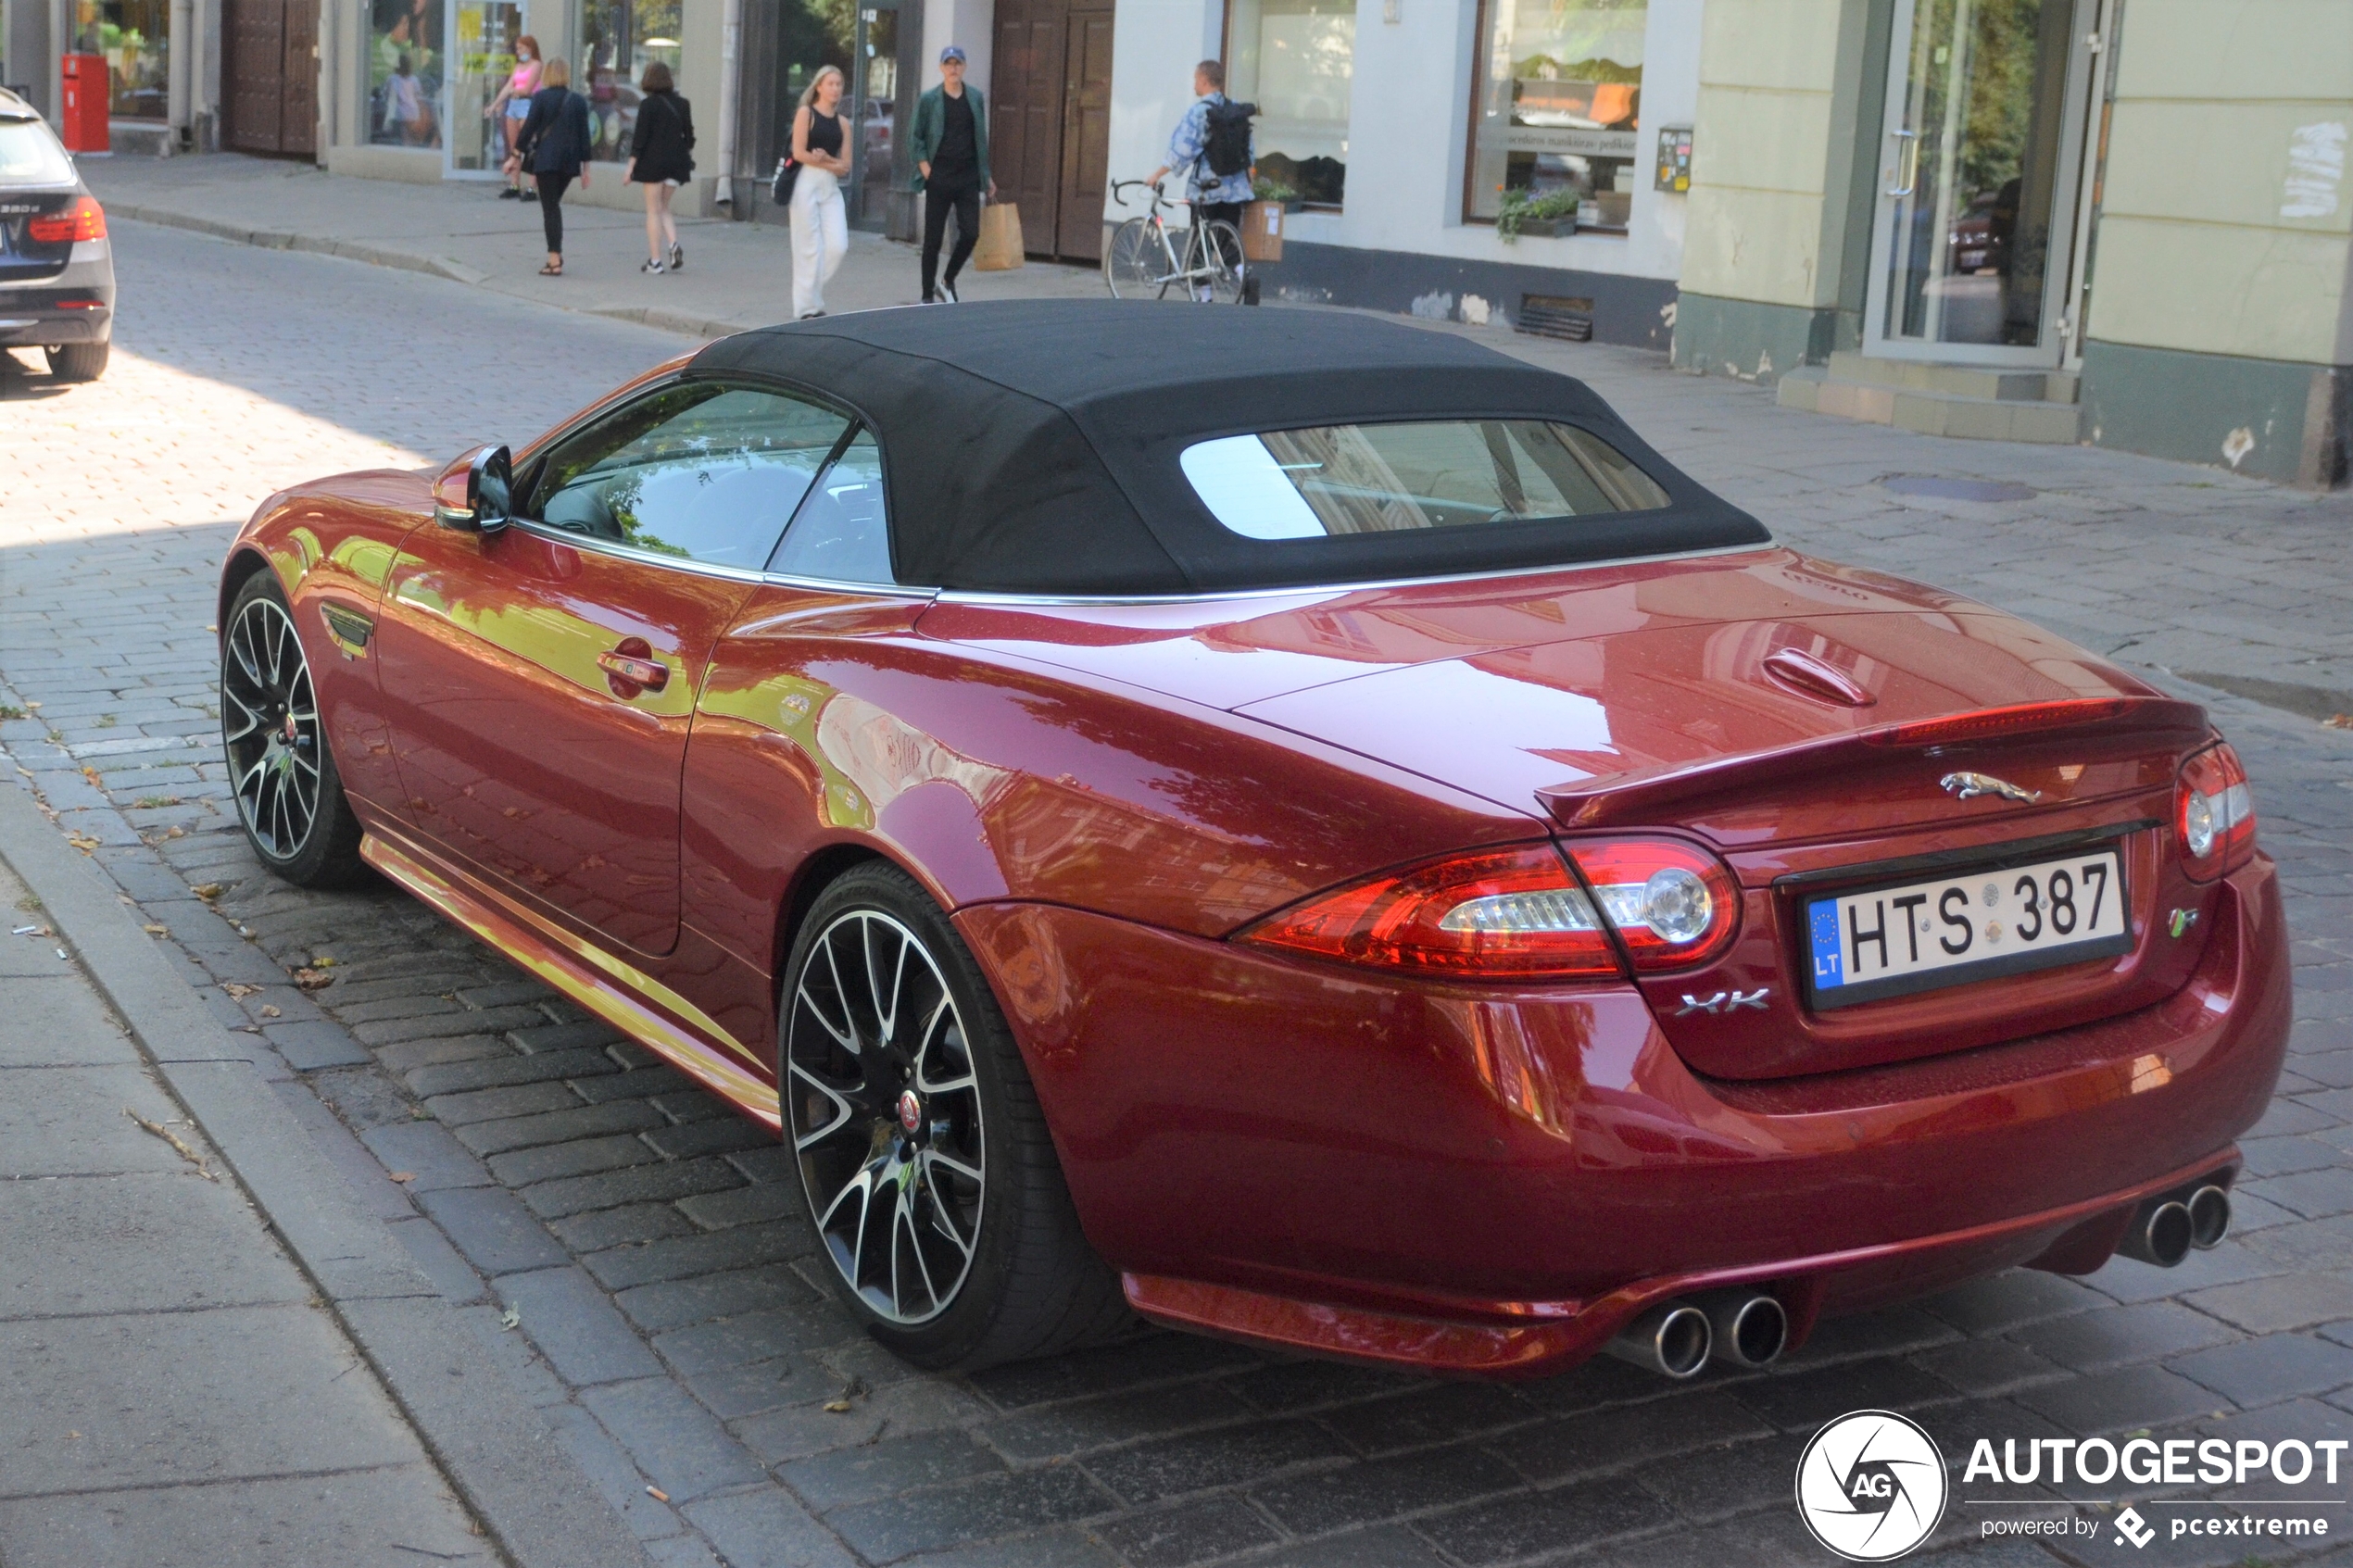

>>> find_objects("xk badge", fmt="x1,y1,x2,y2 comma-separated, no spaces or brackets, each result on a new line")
1795,1410,1949,1561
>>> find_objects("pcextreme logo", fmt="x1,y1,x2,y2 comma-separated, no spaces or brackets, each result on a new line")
1794,1411,1949,1562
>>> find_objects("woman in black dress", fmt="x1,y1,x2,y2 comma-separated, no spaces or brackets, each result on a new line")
626,61,695,274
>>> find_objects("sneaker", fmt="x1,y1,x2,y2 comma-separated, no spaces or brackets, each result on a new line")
641,258,667,274
498,186,521,200
669,242,684,271
938,280,958,303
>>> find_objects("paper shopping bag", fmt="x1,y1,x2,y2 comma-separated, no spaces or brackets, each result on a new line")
973,201,1026,271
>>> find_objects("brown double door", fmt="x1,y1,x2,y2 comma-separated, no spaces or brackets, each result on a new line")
990,0,1113,261
226,0,319,156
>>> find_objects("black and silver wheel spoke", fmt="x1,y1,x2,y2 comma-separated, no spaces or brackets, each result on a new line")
220,594,324,861
787,909,986,1325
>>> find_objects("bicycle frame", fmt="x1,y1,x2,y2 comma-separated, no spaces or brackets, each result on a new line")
1109,180,1243,296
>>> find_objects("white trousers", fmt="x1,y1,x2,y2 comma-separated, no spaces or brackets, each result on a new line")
790,169,848,318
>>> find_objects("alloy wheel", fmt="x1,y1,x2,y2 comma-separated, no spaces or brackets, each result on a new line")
220,594,322,860
787,909,988,1325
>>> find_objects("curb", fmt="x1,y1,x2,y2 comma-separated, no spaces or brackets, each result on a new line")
0,779,654,1568
111,200,740,339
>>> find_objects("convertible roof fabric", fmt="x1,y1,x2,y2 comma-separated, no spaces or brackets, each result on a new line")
688,300,1769,596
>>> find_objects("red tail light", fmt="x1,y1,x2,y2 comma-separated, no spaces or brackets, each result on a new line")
27,197,107,244
1865,698,2129,748
2177,742,2254,881
1561,838,1741,972
1237,838,1739,982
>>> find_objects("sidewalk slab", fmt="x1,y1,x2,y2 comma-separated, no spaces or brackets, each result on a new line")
82,152,1108,342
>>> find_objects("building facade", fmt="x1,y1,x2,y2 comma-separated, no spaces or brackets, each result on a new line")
7,0,2348,483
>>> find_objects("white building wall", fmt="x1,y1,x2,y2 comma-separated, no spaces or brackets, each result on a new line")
1103,0,1221,230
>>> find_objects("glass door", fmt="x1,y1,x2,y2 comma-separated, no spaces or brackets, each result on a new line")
1862,0,2095,365
848,2,900,229
446,0,522,175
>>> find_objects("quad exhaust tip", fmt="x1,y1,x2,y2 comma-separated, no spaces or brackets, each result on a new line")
2187,1184,2232,1250
1605,1291,1786,1379
2119,1198,2195,1269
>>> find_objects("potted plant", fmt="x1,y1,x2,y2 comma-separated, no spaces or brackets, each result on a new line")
1497,187,1579,243
1252,176,1304,214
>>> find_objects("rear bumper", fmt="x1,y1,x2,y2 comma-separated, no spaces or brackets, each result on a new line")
956,853,2290,1378
0,246,116,345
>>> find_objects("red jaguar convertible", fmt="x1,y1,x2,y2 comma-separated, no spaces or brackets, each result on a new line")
218,303,2288,1378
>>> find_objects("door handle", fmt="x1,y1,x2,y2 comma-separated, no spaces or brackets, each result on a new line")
598,640,669,694
1884,129,1919,197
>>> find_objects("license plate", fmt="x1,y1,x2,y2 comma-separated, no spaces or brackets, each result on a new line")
1805,847,2130,1010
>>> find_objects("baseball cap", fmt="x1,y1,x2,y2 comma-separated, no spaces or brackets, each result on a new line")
939,44,966,63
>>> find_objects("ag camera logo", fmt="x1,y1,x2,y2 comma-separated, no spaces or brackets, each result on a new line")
1795,1410,1949,1562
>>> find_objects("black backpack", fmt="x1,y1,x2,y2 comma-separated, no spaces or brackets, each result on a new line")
1202,98,1255,178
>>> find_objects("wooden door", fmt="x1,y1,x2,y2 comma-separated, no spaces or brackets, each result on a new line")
1055,7,1113,259
280,0,318,157
225,0,285,153
990,0,1066,252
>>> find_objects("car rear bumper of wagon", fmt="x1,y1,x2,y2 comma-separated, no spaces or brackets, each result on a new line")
955,854,2289,1378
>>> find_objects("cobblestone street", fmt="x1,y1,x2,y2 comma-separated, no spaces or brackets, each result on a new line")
4,219,2351,1568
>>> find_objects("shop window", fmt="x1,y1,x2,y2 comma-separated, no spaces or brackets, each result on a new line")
447,2,522,172
1466,0,1642,232
581,0,681,161
92,0,169,119
371,0,447,147
1225,0,1353,209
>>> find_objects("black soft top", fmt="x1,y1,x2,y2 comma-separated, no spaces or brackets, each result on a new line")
688,300,1768,596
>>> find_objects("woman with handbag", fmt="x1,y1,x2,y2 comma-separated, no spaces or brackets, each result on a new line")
783,66,850,320
504,56,591,276
626,61,695,274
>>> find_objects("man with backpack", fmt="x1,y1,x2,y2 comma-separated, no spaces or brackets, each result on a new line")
1148,61,1254,299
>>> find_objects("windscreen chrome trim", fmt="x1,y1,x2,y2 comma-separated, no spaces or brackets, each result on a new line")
931,541,1773,608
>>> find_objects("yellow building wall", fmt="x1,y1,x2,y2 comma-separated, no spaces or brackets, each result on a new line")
1679,0,1846,309
2091,0,2353,365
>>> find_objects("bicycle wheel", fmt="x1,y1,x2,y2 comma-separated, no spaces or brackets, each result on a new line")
1105,218,1168,299
1202,221,1246,304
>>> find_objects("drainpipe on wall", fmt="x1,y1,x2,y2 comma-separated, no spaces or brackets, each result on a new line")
47,0,67,125
713,0,741,207
313,0,333,165
168,0,194,147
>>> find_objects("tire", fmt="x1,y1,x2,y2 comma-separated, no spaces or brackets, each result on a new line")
45,342,108,382
782,862,1129,1370
1202,221,1245,305
1104,217,1168,300
220,572,371,888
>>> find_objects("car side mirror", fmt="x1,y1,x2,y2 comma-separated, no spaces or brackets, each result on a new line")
434,444,514,533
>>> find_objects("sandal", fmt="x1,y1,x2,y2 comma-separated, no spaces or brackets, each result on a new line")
539,261,563,276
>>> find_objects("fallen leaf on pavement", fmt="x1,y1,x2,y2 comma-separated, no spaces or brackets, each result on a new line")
823,1376,868,1413
311,955,338,968
2324,713,2351,730
259,1004,281,1018
65,834,99,853
164,826,185,839
388,1171,417,1183
143,923,169,936
222,982,260,997
294,968,335,991
193,884,223,899
497,1305,522,1331
123,1108,218,1180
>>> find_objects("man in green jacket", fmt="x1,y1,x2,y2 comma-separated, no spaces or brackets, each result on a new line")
910,45,997,302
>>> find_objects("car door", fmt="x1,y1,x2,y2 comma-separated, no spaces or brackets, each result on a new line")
374,379,858,957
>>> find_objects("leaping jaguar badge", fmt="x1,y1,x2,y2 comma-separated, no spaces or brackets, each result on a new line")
1939,771,2041,805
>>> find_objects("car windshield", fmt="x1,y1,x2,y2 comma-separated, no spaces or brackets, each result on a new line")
1180,420,1672,541
0,119,75,184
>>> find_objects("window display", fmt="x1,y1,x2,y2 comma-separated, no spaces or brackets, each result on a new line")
581,0,681,161
447,2,522,171
371,0,447,147
96,0,169,119
1466,0,1642,232
1225,0,1353,209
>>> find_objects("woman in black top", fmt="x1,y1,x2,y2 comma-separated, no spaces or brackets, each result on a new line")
626,61,694,274
787,66,852,319
505,55,592,275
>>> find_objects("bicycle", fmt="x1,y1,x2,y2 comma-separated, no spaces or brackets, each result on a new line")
1104,179,1246,304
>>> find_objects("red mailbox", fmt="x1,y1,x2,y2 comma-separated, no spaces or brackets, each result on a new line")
60,54,109,153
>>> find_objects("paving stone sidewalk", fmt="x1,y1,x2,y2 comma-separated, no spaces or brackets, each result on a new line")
4,217,2353,1568
0,852,492,1568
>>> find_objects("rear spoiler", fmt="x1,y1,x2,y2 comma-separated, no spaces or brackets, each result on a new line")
1536,696,2214,830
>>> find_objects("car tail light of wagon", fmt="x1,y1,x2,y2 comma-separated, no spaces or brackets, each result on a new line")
2178,741,2255,882
1238,837,1739,981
